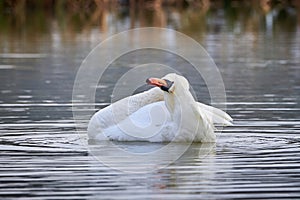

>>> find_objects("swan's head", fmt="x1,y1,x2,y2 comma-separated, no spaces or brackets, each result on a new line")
146,73,189,94
146,73,193,120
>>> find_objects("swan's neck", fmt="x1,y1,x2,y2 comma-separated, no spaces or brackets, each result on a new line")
164,89,196,124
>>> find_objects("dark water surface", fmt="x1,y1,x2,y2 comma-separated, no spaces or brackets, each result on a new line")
1,1,300,199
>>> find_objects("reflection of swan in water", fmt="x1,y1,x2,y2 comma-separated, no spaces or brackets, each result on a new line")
88,73,232,142
150,143,217,190
88,140,216,173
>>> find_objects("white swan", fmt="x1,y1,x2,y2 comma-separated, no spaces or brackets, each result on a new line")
87,73,232,142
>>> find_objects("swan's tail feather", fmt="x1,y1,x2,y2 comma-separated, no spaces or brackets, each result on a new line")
196,102,233,126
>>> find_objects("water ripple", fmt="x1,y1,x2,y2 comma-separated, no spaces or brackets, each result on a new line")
0,98,299,199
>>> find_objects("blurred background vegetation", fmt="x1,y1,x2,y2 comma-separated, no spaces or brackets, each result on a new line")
0,0,299,53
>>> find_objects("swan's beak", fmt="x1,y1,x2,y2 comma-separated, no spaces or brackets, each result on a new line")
146,78,167,87
146,77,174,93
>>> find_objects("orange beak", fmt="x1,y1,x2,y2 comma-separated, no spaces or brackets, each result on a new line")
146,78,167,87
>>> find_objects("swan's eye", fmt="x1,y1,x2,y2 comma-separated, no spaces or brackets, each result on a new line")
161,79,174,93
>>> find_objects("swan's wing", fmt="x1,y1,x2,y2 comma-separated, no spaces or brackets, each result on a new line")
196,102,233,126
110,87,164,119
88,87,164,139
103,101,171,141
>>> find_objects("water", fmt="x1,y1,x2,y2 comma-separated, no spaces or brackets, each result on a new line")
1,1,300,199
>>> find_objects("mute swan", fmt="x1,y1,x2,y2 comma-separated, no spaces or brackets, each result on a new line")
87,73,232,142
